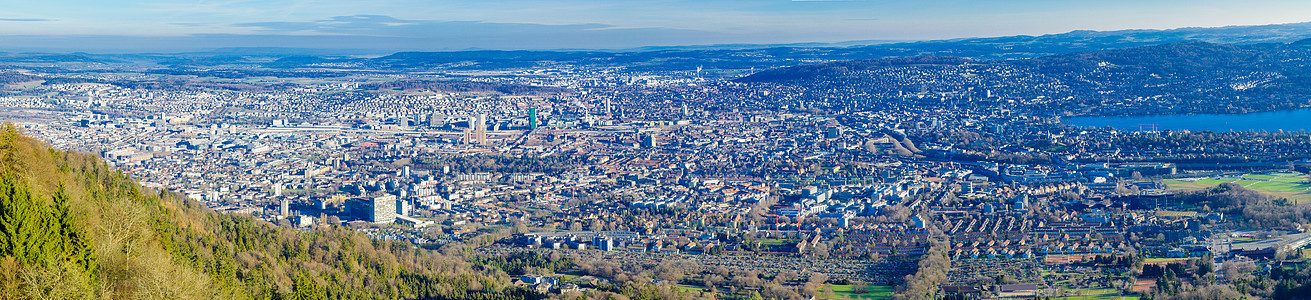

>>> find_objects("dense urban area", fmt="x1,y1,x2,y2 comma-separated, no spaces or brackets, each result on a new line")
5,28,1311,300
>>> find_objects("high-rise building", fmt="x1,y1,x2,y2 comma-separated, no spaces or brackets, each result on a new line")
349,195,398,223
397,199,411,216
475,113,488,145
528,107,538,129
593,236,614,251
280,197,290,216
371,195,397,223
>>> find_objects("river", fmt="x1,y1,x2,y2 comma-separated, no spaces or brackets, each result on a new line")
1062,109,1311,132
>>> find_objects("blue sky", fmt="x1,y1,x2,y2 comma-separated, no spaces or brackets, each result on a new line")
3,0,1311,51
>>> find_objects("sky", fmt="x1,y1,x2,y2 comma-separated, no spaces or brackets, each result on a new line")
3,0,1311,52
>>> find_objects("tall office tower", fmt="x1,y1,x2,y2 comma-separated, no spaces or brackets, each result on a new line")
370,194,398,223
476,113,488,145
463,128,473,144
605,98,612,115
682,103,689,117
528,107,538,130
274,182,283,197
280,197,290,216
396,199,411,216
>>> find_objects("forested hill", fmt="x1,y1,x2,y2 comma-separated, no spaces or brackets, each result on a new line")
0,122,541,299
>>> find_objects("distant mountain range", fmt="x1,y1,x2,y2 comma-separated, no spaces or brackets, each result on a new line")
6,22,1311,72
351,21,1311,71
849,22,1311,60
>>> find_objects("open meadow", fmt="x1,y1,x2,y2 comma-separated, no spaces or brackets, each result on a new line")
1164,172,1311,203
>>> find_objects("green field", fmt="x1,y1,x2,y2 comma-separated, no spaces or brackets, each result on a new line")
823,285,894,299
676,284,708,294
1247,181,1307,192
1164,172,1311,203
757,238,800,246
1273,177,1307,183
1052,288,1139,300
1232,179,1262,186
558,273,582,283
1192,178,1234,185
5,80,46,89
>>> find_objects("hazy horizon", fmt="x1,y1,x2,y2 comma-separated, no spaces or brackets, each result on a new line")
4,0,1311,52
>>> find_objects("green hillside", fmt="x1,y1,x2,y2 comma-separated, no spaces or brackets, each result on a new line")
0,123,542,299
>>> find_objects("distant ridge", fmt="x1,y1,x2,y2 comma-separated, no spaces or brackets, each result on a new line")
348,22,1311,70
3,21,1311,59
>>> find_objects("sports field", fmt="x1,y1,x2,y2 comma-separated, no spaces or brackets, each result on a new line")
824,285,894,299
1164,172,1311,202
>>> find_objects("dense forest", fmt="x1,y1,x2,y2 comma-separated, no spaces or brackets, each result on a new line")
0,123,544,299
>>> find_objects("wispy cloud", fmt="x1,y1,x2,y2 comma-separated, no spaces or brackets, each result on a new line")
219,14,740,49
0,18,56,22
235,15,646,37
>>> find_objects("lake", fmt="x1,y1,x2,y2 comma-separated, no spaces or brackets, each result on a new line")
1062,109,1311,132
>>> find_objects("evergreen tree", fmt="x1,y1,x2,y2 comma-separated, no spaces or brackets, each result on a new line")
0,172,57,266
50,184,97,278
